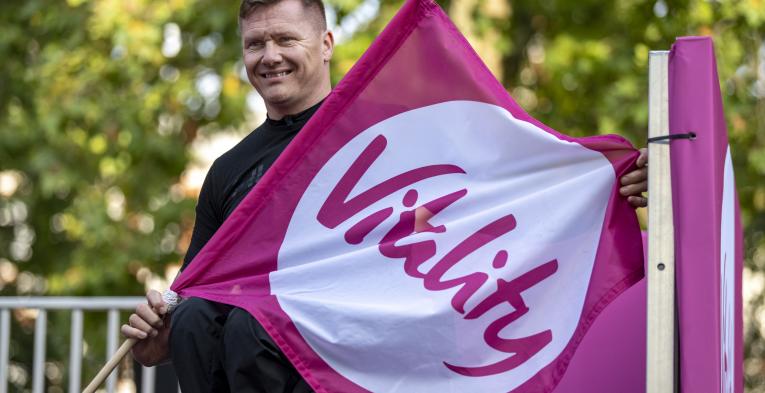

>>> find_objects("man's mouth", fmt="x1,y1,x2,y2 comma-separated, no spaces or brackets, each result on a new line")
262,70,292,79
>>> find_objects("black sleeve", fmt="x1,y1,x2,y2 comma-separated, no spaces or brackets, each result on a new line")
180,164,223,271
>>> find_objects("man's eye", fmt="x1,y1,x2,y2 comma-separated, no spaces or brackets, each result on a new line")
247,41,264,49
278,37,296,44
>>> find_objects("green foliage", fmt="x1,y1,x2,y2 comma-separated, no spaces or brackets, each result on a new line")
0,0,763,391
0,0,250,389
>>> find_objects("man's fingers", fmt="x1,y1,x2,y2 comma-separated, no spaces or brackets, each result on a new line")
628,195,648,208
620,167,648,186
121,323,149,339
620,180,647,197
636,148,648,167
128,314,158,337
620,148,648,207
146,290,167,315
135,303,164,329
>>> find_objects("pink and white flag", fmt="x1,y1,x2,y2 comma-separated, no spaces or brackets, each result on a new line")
171,0,644,391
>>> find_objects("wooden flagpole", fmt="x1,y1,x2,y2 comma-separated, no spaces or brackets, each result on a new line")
646,50,678,393
82,290,177,392
82,338,136,393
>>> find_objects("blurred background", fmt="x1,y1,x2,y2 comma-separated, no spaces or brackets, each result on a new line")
0,0,763,391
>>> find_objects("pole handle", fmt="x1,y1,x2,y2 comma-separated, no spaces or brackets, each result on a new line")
82,338,136,393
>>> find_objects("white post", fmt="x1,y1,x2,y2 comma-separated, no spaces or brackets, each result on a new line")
646,50,677,393
32,310,47,393
142,365,156,393
0,309,10,393
68,309,83,393
106,309,120,393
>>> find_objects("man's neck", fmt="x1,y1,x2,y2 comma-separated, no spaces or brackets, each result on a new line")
266,91,330,121
264,99,324,127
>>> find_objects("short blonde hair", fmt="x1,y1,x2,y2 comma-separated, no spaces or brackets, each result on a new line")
239,0,327,30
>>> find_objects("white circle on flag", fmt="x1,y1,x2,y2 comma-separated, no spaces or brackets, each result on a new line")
272,101,615,392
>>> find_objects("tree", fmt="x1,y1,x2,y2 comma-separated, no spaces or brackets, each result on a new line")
0,0,249,389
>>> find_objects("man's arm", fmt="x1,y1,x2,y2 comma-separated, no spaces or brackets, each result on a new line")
122,166,223,366
620,148,648,208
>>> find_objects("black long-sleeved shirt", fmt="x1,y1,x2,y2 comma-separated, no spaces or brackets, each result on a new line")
181,101,322,270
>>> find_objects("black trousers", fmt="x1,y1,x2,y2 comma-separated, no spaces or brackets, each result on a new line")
169,297,313,393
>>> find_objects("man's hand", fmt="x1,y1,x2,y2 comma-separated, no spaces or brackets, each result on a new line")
121,289,171,366
620,148,648,208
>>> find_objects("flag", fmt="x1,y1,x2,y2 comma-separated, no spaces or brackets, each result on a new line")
171,0,644,391
554,37,743,393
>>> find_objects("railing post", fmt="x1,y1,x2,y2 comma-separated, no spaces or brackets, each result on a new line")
32,309,47,393
68,309,83,393
0,309,10,393
142,365,156,393
106,309,120,393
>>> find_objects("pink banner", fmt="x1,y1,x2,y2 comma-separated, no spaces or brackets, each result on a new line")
171,0,644,391
555,37,743,393
670,37,743,393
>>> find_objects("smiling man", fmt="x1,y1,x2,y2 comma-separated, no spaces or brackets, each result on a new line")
120,0,647,392
241,0,333,119
121,1,333,392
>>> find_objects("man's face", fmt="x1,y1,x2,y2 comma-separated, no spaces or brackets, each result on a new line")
241,0,333,118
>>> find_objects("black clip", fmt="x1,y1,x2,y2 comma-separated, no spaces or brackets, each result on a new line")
647,132,696,143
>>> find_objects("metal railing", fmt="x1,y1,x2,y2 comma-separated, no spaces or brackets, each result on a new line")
0,297,167,393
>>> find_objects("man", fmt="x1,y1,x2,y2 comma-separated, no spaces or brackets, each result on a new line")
121,0,648,391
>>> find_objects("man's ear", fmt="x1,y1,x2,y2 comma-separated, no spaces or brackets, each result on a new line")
322,30,334,64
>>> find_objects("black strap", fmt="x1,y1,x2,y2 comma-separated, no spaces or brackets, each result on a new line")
647,132,696,143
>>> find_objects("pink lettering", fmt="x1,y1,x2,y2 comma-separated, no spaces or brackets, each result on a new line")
379,189,467,278
423,214,518,313
446,259,558,376
345,207,393,244
317,135,465,229
317,135,558,377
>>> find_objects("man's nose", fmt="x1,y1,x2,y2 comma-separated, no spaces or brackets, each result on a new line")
261,41,282,66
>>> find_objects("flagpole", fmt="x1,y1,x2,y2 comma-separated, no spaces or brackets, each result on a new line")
83,290,179,393
82,338,136,393
646,50,677,393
